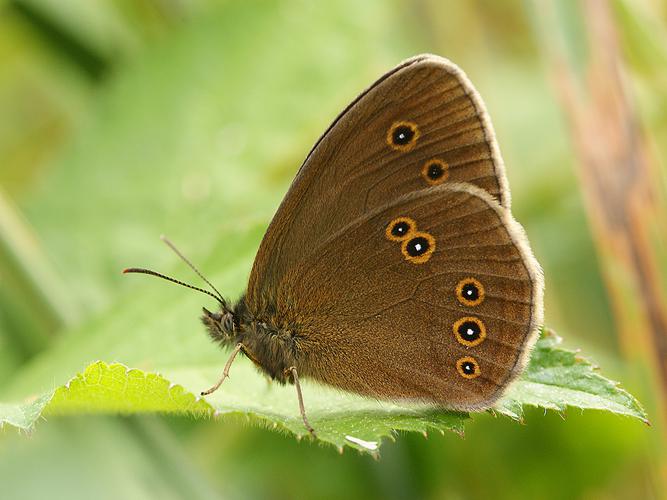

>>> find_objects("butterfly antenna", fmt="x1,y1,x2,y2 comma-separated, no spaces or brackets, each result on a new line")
122,267,226,306
159,235,227,306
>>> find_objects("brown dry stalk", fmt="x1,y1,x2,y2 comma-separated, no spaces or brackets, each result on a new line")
537,0,667,411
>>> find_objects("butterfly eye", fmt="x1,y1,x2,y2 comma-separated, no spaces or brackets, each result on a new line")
455,278,485,306
401,231,435,264
222,313,235,333
453,316,486,347
421,159,449,185
385,217,416,241
387,121,420,152
456,356,481,379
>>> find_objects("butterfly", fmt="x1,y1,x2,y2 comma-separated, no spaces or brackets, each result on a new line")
126,54,544,437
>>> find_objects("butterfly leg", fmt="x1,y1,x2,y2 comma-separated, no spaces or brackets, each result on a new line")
201,342,244,396
287,366,316,438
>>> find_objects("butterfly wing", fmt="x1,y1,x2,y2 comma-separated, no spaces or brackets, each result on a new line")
243,55,542,408
279,183,543,410
248,54,510,303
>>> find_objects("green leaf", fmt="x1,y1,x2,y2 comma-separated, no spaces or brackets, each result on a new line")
47,362,214,417
496,329,648,422
0,329,646,454
0,394,51,430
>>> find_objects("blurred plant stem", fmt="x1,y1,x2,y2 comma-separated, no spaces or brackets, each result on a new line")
531,0,667,482
0,187,80,358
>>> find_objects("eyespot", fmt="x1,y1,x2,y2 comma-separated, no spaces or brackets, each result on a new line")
456,356,481,379
421,159,449,185
455,278,485,306
453,317,486,347
387,121,419,152
385,217,416,242
401,231,435,264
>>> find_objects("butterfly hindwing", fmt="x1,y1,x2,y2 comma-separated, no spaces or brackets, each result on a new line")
275,183,542,410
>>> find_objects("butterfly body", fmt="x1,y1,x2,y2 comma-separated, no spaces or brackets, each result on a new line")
203,296,302,384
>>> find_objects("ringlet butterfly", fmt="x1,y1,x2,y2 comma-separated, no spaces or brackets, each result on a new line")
125,54,544,436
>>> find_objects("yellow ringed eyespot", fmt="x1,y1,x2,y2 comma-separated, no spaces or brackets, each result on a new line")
400,231,435,264
453,316,486,347
456,356,481,379
387,121,419,152
385,217,417,242
455,278,485,307
421,158,449,185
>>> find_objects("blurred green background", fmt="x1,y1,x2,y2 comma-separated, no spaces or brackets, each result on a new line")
1,0,666,498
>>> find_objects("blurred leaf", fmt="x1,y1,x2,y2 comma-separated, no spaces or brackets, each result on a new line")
0,8,91,196
0,416,223,500
14,0,140,64
0,329,646,454
0,188,80,326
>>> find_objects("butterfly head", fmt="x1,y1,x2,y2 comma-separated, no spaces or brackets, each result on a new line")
202,306,237,343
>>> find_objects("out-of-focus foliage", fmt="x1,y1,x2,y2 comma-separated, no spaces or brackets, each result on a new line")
0,0,665,498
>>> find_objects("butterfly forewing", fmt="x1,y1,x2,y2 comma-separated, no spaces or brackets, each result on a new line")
249,55,510,303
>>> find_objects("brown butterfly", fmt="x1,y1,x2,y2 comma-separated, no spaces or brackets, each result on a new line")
126,54,544,437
